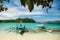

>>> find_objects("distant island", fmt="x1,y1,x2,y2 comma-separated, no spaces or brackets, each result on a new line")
44,20,60,24
0,18,36,23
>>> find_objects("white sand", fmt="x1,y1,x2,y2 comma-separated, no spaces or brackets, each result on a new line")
0,31,60,40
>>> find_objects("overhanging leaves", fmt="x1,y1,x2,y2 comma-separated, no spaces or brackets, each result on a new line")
20,0,53,12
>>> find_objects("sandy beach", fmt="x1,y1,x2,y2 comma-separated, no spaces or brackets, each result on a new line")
0,30,60,40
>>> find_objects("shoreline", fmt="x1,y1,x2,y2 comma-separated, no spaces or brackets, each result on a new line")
0,30,60,40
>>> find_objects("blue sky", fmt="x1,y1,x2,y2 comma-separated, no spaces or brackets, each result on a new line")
0,0,60,22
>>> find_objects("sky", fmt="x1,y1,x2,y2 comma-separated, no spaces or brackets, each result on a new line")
0,0,60,22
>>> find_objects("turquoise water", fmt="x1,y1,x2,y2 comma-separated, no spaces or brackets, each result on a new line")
0,23,37,30
0,23,60,30
44,23,60,30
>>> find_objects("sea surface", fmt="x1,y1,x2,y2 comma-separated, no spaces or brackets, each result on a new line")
0,23,60,30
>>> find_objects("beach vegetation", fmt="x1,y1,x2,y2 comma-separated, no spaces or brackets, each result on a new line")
0,18,36,23
0,0,53,12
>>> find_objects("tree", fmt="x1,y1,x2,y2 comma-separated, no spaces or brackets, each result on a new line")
0,0,53,12
20,0,53,12
0,0,9,12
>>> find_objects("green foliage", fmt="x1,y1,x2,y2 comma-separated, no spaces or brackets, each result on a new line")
27,0,34,12
0,5,8,12
20,0,53,12
0,18,36,23
0,0,9,12
0,0,53,12
20,0,26,7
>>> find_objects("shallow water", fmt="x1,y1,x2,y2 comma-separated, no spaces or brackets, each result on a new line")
0,23,60,30
44,23,60,30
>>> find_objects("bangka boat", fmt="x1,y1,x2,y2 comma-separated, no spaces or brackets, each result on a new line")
16,25,29,35
44,29,60,33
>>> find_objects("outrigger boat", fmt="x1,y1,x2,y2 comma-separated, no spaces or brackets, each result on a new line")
37,24,60,33
16,20,28,35
16,25,29,35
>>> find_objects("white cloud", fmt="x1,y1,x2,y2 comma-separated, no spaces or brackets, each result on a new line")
0,6,44,20
0,0,45,20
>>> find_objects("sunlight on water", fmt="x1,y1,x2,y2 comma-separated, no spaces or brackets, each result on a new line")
0,23,60,30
